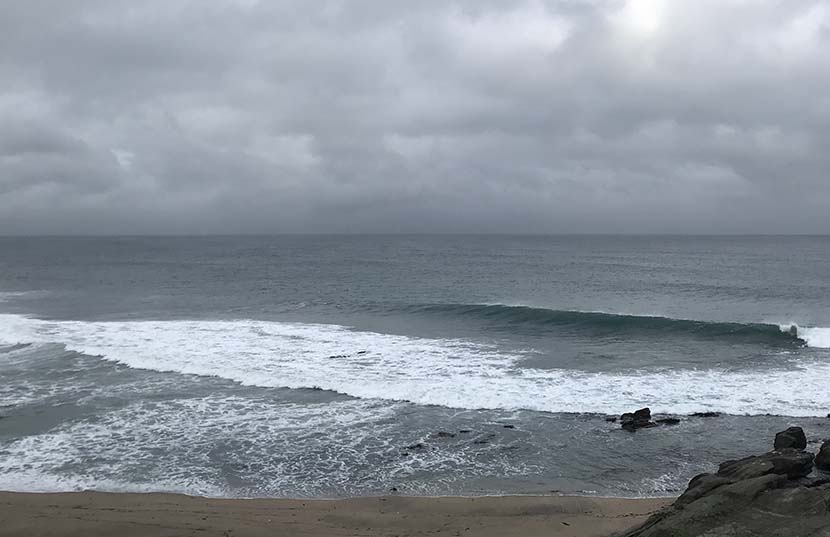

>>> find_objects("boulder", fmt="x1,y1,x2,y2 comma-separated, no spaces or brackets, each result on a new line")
620,408,656,431
816,440,830,471
774,426,807,450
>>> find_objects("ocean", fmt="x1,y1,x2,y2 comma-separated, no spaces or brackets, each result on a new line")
0,235,828,498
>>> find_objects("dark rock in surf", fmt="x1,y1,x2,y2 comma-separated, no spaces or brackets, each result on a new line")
656,418,680,426
690,411,720,418
432,431,456,439
774,426,807,450
406,442,426,450
620,408,656,431
788,324,798,337
816,440,830,471
458,429,472,434
502,424,515,429
616,428,826,537
605,416,618,423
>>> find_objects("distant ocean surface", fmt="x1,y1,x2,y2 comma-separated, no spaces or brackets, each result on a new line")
1,235,829,498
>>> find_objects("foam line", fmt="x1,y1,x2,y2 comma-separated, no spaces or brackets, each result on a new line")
1,313,829,416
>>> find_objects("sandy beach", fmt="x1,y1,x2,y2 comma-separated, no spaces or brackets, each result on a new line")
0,492,670,537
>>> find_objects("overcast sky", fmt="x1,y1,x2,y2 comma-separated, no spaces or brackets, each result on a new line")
1,0,829,234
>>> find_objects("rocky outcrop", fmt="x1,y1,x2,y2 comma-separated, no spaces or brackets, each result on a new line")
716,449,813,480
615,408,685,430
620,408,656,431
616,427,830,537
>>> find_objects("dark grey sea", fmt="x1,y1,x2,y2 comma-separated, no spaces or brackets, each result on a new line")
1,235,828,497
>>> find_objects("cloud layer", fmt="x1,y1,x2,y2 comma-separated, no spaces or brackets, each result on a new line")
2,0,829,234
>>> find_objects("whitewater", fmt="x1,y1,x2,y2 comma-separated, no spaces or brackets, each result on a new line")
2,312,829,417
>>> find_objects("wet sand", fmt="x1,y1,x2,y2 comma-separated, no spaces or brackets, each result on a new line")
0,491,670,537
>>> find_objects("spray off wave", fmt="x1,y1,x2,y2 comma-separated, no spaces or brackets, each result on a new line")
780,324,830,349
1,313,829,416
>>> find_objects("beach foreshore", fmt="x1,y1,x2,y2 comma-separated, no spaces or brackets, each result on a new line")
0,491,671,537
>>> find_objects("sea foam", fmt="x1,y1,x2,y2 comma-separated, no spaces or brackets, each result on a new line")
781,324,830,350
1,313,829,416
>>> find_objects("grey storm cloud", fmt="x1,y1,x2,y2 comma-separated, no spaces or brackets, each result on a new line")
1,0,829,234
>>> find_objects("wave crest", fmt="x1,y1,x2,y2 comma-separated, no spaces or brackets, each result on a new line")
1,313,829,416
400,304,812,347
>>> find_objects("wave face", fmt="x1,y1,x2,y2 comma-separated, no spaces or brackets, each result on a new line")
398,304,811,347
2,313,829,416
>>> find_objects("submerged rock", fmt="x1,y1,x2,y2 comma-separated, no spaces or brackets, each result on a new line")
774,426,807,450
616,427,830,537
431,431,455,439
690,411,720,418
656,417,681,426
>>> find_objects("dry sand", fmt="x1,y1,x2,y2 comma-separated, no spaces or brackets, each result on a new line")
0,491,670,537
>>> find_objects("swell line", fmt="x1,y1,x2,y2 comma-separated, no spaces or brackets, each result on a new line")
392,303,807,346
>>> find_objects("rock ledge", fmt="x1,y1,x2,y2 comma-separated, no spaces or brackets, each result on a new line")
617,426,830,537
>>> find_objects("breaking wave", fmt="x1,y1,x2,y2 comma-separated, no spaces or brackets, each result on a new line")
1,313,829,416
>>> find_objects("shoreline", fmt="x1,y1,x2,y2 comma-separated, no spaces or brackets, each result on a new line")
0,490,672,537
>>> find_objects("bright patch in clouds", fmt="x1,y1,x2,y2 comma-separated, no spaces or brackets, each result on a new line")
617,0,665,36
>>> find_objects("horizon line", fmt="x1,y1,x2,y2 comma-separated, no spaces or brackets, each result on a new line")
1,232,829,238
